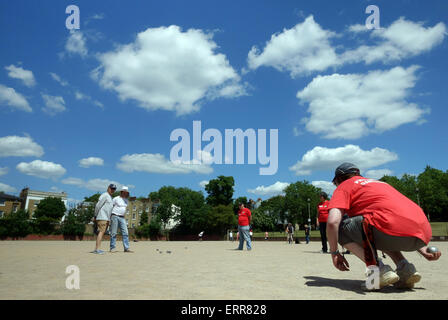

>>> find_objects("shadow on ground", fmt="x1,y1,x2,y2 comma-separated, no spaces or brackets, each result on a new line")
303,276,423,296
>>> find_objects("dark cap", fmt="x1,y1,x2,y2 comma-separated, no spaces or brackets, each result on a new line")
332,163,359,183
108,184,117,190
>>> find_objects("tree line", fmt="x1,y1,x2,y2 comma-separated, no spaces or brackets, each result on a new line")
0,165,446,239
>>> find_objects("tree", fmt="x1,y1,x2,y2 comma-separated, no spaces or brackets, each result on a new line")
208,205,237,234
32,197,67,234
205,176,234,207
417,166,448,221
284,181,321,226
0,209,32,239
251,208,276,232
256,195,286,230
60,208,86,239
233,196,248,213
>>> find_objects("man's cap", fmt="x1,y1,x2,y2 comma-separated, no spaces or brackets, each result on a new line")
108,184,117,190
120,186,129,192
332,163,359,183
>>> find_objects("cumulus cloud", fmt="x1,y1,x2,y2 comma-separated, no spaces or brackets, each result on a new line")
74,91,103,109
297,66,426,139
5,64,36,87
199,180,209,188
0,182,17,193
62,177,133,192
247,15,339,77
311,181,336,195
0,135,44,157
0,84,32,112
364,169,393,179
16,160,66,179
79,157,104,168
65,30,88,57
289,144,398,175
49,72,68,86
117,153,213,174
247,181,290,196
41,94,66,115
343,18,447,64
92,25,246,115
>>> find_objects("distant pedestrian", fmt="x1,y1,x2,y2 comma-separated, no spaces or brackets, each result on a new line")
92,184,116,254
236,203,252,251
199,231,204,241
286,223,294,244
265,231,269,240
304,224,311,244
229,230,234,242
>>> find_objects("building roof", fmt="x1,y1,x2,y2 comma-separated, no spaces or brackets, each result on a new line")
0,192,21,202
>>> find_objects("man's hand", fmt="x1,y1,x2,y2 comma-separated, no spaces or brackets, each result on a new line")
332,253,350,271
418,246,442,261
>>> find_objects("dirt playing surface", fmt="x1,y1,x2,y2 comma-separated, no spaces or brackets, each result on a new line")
0,240,446,300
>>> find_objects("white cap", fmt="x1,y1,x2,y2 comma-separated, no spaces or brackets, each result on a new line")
120,186,129,192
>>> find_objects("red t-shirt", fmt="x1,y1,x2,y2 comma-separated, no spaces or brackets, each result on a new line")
238,208,251,226
328,176,431,244
317,200,330,223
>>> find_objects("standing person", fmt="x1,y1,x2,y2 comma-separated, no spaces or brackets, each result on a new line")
286,223,294,244
92,184,116,254
110,186,133,253
229,230,234,242
317,192,330,253
304,224,311,244
198,231,204,241
265,231,269,241
236,203,252,251
327,163,441,290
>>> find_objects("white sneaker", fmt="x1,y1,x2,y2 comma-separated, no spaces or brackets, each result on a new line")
394,262,421,289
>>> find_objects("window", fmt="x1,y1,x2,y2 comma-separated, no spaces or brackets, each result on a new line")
133,206,136,211
0,211,4,218
132,213,136,220
0,201,5,207
146,207,150,212
131,223,135,228
13,206,18,213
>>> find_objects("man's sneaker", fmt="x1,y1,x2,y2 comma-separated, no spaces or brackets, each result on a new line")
362,264,399,291
394,262,421,289
124,249,134,253
91,250,104,255
110,248,118,253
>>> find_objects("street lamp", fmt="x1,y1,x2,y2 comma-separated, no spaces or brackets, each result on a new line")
307,198,311,229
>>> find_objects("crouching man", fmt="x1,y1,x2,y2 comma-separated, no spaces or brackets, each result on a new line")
327,163,441,290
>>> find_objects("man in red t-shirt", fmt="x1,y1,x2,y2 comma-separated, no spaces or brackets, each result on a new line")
316,192,330,253
327,163,441,290
236,203,252,251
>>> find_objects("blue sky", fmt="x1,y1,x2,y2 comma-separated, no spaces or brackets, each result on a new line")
0,0,447,205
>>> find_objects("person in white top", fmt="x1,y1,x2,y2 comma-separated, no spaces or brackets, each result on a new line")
110,186,133,253
92,184,116,254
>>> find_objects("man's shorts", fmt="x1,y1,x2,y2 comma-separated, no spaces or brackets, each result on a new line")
338,215,426,252
96,220,109,233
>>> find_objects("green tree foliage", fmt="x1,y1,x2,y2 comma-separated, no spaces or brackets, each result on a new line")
255,195,286,230
208,205,237,234
60,208,86,238
83,193,101,203
205,176,234,206
233,196,248,213
135,217,162,239
0,209,32,239
251,208,276,232
33,197,66,220
284,181,321,226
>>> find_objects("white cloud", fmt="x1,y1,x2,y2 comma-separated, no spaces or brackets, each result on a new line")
247,15,339,77
343,18,447,64
92,25,246,115
65,30,88,57
297,66,426,139
289,144,398,176
74,91,104,109
247,181,290,196
79,157,104,168
5,64,36,87
0,135,44,158
117,153,213,174
311,181,336,195
49,72,68,86
364,169,393,179
0,182,17,193
62,177,133,192
0,167,8,176
41,94,66,115
0,84,32,112
199,180,209,188
16,160,66,179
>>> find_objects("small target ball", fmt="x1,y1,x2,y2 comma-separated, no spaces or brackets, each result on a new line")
427,246,439,253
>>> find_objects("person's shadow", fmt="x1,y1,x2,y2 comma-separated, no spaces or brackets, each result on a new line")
303,276,423,295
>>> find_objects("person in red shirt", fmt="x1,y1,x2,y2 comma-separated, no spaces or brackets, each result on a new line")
236,203,252,251
327,163,441,290
316,192,330,253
